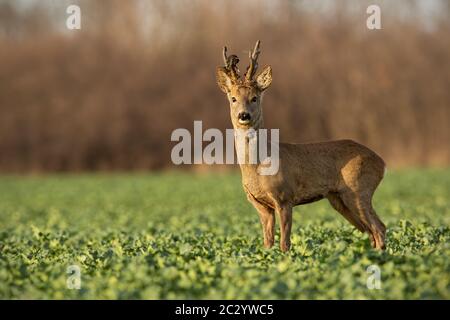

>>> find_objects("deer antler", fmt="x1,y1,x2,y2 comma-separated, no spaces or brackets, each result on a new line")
222,46,229,66
244,40,261,83
222,46,240,83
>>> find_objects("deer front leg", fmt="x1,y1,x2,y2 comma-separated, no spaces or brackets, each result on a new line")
276,204,293,252
247,195,275,248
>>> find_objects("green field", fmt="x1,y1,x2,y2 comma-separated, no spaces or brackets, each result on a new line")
0,170,449,299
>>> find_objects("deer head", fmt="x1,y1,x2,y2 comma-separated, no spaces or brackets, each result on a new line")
216,40,272,130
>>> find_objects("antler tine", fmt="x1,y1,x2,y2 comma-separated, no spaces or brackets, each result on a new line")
251,40,261,60
245,40,261,82
222,45,241,83
222,46,228,66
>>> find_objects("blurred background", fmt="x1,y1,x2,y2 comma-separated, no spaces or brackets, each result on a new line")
0,0,449,173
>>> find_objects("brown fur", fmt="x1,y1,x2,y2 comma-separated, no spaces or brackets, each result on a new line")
216,41,386,251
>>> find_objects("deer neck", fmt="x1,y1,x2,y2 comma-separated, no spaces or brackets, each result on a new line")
234,115,268,180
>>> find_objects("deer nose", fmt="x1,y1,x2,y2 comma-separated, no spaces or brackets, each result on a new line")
238,112,251,121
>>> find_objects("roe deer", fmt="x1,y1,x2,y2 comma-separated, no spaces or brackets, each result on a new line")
216,40,387,251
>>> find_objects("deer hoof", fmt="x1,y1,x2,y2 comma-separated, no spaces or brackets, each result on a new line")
264,240,274,249
280,242,291,252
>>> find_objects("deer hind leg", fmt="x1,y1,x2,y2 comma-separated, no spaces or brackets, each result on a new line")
247,195,275,249
341,191,386,250
327,193,366,233
368,206,386,249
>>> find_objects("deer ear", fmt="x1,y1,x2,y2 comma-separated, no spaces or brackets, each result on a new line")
256,66,272,91
216,67,232,93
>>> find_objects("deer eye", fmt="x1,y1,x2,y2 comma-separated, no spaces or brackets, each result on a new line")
231,97,237,103
251,97,257,103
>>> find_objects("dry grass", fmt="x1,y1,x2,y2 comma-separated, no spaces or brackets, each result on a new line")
0,0,449,172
